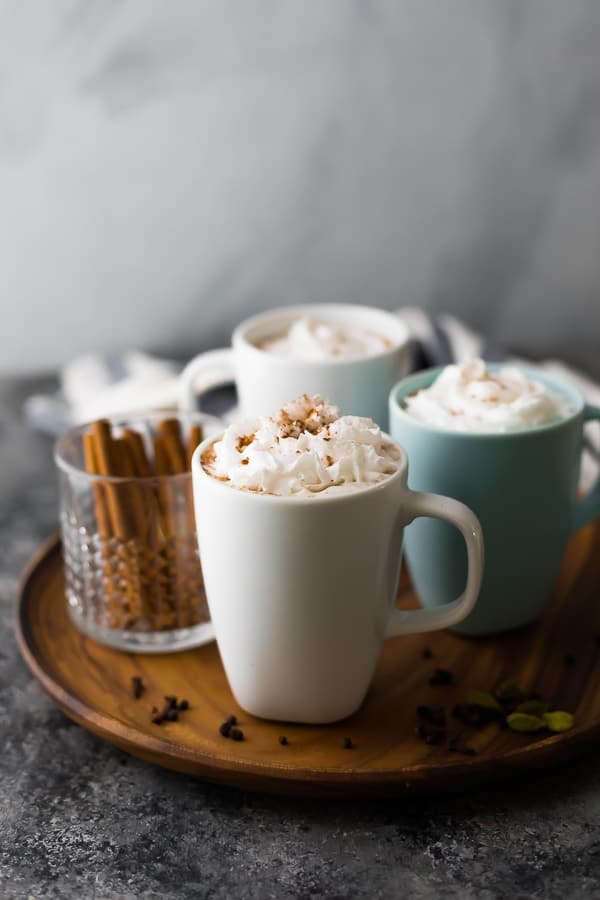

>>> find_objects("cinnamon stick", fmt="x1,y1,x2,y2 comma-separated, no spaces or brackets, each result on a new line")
83,431,118,613
186,424,204,469
159,418,186,474
152,434,174,541
122,429,166,625
82,432,111,539
123,428,153,477
90,420,131,540
80,417,205,633
113,438,149,540
88,423,145,624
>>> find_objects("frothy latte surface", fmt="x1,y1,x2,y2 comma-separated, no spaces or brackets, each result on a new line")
403,359,572,433
257,317,392,361
202,395,400,496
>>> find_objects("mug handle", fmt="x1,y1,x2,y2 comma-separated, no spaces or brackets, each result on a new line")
573,404,600,532
179,349,235,413
385,491,484,637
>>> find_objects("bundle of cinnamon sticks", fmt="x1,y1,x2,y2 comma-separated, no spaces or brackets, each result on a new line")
82,417,206,632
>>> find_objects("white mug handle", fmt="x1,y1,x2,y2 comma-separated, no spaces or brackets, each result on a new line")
179,349,235,413
385,490,484,637
573,403,600,532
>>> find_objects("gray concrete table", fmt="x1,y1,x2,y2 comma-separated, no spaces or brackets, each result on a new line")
1,376,599,900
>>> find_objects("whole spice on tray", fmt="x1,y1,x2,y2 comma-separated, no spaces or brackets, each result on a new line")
417,705,446,729
416,705,447,745
515,700,549,717
151,694,191,726
543,711,575,733
278,735,289,746
219,715,241,739
461,683,575,734
453,703,500,728
342,737,354,750
131,675,144,699
415,678,575,751
429,668,453,686
493,680,523,704
506,712,546,733
82,417,205,633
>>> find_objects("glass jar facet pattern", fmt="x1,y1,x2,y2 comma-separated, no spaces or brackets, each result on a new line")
55,415,217,652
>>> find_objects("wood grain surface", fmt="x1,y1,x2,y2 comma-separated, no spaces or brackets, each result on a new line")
16,524,600,798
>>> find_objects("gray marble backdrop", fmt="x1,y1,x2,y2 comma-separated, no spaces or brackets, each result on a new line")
1,0,600,373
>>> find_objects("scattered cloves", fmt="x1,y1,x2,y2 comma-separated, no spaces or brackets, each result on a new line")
429,668,453,686
417,705,446,729
150,694,190,726
219,715,243,740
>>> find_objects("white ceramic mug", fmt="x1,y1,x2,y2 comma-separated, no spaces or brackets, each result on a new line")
179,304,410,429
192,435,484,724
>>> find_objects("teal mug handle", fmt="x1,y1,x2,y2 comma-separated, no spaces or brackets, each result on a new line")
573,404,600,532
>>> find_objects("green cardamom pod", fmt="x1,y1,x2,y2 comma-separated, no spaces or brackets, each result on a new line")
515,700,550,717
506,712,546,733
494,681,523,704
465,689,502,711
543,711,575,733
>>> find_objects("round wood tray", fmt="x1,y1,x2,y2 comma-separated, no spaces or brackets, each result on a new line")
17,525,600,798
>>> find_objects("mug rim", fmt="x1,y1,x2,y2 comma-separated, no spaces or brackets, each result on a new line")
389,364,585,440
231,303,410,367
192,432,408,506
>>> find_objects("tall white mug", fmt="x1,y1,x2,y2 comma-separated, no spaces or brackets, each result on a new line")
179,304,410,429
192,435,484,724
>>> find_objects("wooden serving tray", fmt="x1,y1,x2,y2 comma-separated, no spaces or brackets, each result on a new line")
16,525,600,798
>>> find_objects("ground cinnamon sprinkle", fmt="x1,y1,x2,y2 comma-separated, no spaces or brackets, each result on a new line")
275,395,335,438
278,418,304,439
236,434,255,453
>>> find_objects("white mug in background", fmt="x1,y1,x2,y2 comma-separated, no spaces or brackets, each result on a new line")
192,435,484,724
179,305,410,429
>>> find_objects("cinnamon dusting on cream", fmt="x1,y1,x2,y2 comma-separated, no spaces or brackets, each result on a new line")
202,395,399,496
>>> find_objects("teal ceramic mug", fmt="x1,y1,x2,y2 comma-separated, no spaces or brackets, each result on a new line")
389,366,600,636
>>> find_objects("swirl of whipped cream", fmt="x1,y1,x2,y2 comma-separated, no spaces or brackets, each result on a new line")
205,395,399,495
404,359,572,433
260,317,391,361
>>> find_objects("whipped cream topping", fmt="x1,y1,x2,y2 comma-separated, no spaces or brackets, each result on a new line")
404,359,572,433
204,395,399,496
258,317,391,361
